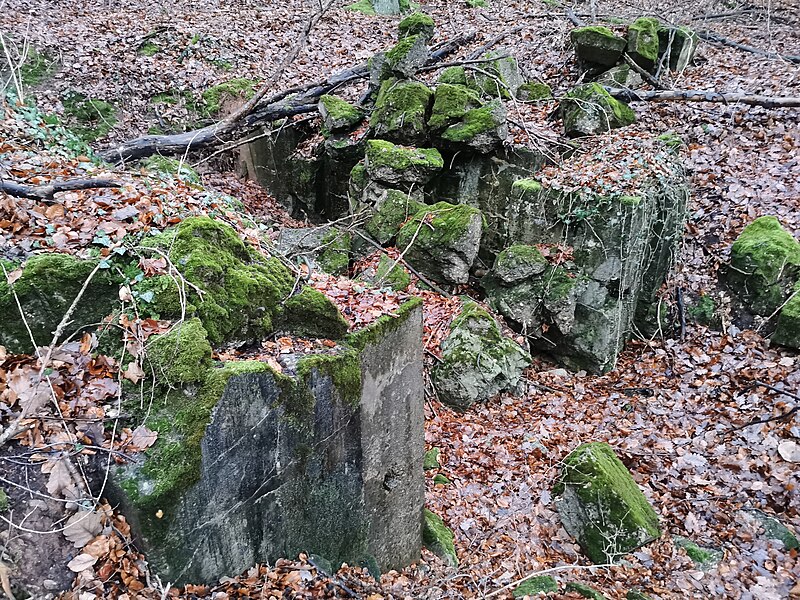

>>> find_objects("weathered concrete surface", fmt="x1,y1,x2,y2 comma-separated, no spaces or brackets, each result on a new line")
109,304,425,584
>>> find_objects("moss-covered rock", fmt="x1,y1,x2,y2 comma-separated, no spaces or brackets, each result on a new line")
561,83,636,137
595,64,643,89
370,79,433,145
626,591,652,600
364,139,442,185
318,95,364,133
657,25,698,72
20,47,56,85
737,508,800,550
565,582,609,600
432,299,531,410
428,83,481,131
569,26,627,66
673,536,722,570
398,12,435,40
365,189,425,244
62,91,117,141
728,216,800,316
0,488,8,512
422,508,458,567
282,286,349,339
318,230,352,276
200,78,256,117
396,202,483,285
554,442,661,564
438,66,468,86
626,17,660,70
0,253,119,353
517,81,553,101
384,34,429,78
140,216,295,344
146,318,213,385
492,243,549,284
512,575,559,597
346,0,411,14
439,99,507,153
470,52,524,99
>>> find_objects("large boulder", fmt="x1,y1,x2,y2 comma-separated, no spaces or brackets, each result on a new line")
396,201,483,285
384,35,429,78
554,442,661,564
432,299,531,410
626,17,660,71
561,83,636,137
111,300,426,584
428,83,482,132
570,26,627,66
370,79,433,145
727,216,800,316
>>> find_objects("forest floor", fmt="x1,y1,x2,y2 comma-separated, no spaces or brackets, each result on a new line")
1,0,799,598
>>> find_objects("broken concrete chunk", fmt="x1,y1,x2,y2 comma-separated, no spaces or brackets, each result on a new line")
554,442,661,564
423,508,458,566
370,79,433,145
364,139,443,185
626,17,660,71
396,201,482,285
384,34,429,78
439,99,508,153
561,83,636,137
365,188,424,244
318,95,364,133
570,26,627,66
432,299,531,410
595,64,643,89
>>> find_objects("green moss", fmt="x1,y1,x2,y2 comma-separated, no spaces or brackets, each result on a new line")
466,0,487,6
518,81,552,100
319,95,364,132
296,348,361,406
729,216,800,315
428,83,480,130
398,13,434,39
0,253,119,353
626,591,652,600
569,25,626,50
433,474,451,485
20,47,55,85
513,576,558,597
673,536,722,569
142,155,200,183
386,35,421,67
562,83,636,136
441,100,503,143
200,78,257,117
512,178,543,195
688,294,717,326
365,139,443,172
365,189,424,244
138,42,160,56
141,217,294,344
397,201,482,249
0,488,7,512
657,131,683,152
347,297,422,351
374,254,411,290
565,582,608,600
146,318,213,385
423,447,440,470
619,195,641,206
62,91,117,141
318,230,352,276
345,0,376,14
281,286,349,340
554,442,661,564
627,17,661,65
438,66,467,86
423,508,458,566
774,284,800,348
370,79,433,142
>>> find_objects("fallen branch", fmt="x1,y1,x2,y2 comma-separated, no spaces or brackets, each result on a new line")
698,30,800,64
730,381,800,431
101,32,476,164
0,178,122,201
604,86,800,108
467,24,525,60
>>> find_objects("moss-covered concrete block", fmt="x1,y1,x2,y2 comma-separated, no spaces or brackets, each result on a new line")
513,575,558,597
147,318,213,385
554,442,661,564
364,139,442,185
471,52,524,99
727,216,800,316
561,83,636,137
569,26,627,66
396,202,483,285
432,299,531,410
398,12,435,40
365,189,425,244
492,243,548,285
370,79,433,145
565,582,609,600
595,64,643,89
200,78,256,117
626,17,660,71
0,254,119,353
318,95,364,133
423,508,457,566
439,99,508,153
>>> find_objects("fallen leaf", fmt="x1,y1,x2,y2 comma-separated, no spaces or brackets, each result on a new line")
123,361,145,384
67,553,98,573
129,425,158,450
64,510,104,548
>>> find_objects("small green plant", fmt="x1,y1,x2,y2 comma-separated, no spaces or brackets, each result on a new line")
138,42,160,56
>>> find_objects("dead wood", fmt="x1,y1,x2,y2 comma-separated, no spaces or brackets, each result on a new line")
0,178,122,201
698,30,800,63
99,32,475,164
605,86,800,108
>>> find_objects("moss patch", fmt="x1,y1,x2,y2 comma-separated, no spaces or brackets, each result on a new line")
673,536,722,570
518,81,552,101
565,582,609,600
398,12,434,39
423,447,440,470
365,189,424,244
440,100,505,144
428,83,481,130
423,508,458,566
374,254,411,290
318,230,352,276
513,576,559,597
773,284,800,348
626,17,661,67
0,488,8,512
345,0,377,14
62,91,117,141
397,201,481,250
142,155,201,183
281,286,349,340
438,66,468,86
370,79,432,144
200,78,257,117
146,318,213,385
20,47,56,85
296,348,361,406
319,95,364,133
562,83,636,137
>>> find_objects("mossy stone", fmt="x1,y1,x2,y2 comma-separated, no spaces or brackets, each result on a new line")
398,12,435,40
439,99,507,153
493,244,548,284
657,25,698,72
517,81,552,101
423,508,458,567
569,26,627,65
318,230,352,276
364,139,442,185
374,254,411,290
318,95,364,133
200,78,256,117
738,508,799,550
0,254,119,353
595,64,643,89
365,189,424,244
0,488,8,512
565,582,609,600
433,474,450,485
553,442,661,564
561,83,636,137
370,79,433,145
728,216,800,316
774,289,800,348
513,575,559,597
282,286,349,340
470,52,523,99
384,34,428,78
141,216,294,344
626,591,653,600
438,66,467,86
345,0,377,14
673,536,722,570
146,318,213,385
626,17,660,70
428,83,481,131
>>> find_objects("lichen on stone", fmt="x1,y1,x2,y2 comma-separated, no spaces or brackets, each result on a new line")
423,508,458,567
146,318,213,385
